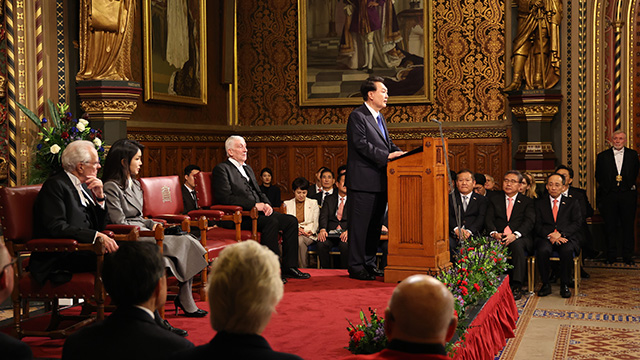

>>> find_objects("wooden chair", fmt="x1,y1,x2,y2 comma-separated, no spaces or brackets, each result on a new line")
139,175,238,301
0,185,118,338
531,249,582,296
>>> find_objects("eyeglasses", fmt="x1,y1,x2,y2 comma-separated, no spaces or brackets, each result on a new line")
503,179,520,184
1,257,17,274
82,161,101,167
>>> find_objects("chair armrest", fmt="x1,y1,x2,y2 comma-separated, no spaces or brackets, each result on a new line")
188,209,225,221
102,230,115,238
208,205,243,214
26,238,106,254
105,224,139,234
150,218,168,226
153,214,190,223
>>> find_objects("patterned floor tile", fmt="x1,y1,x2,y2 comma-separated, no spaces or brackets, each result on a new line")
554,324,640,359
565,268,640,310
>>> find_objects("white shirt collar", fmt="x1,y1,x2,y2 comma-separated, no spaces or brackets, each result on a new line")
228,158,249,180
65,171,88,206
183,183,195,193
364,102,380,120
613,147,624,154
550,194,562,202
133,305,155,320
505,193,517,202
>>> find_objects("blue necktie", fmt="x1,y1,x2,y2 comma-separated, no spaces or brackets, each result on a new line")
377,114,387,141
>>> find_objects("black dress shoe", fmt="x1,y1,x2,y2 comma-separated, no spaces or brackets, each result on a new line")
537,283,551,297
580,269,590,278
560,284,571,298
282,267,311,279
349,269,375,281
624,258,636,266
174,298,208,318
366,267,384,277
159,319,188,337
511,286,522,301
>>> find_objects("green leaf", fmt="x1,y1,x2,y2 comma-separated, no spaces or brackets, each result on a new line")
16,102,43,129
47,99,61,128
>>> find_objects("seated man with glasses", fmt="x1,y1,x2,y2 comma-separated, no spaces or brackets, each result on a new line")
485,170,535,300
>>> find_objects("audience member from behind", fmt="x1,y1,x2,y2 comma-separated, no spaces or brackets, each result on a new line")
62,242,193,360
283,177,320,268
182,164,201,213
259,167,282,207
172,241,303,360
0,241,33,360
342,275,456,360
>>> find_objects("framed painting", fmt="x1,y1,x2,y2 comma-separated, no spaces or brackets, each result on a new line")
298,0,433,106
143,0,207,105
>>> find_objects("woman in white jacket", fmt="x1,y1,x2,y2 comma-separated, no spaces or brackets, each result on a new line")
282,177,320,268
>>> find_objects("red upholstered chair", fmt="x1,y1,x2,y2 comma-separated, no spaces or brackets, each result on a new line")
139,175,237,301
0,185,108,339
193,171,259,242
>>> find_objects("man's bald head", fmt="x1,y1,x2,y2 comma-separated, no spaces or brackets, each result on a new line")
385,275,457,345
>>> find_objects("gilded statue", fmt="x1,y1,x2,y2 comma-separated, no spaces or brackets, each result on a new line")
76,0,135,81
504,0,562,91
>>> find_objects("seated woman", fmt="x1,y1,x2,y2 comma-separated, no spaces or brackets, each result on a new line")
259,167,282,207
102,139,208,318
520,172,538,199
282,177,319,268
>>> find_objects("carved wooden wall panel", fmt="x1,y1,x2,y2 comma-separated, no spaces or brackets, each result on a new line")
136,137,511,201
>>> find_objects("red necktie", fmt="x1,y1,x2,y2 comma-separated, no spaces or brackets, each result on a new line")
336,197,345,229
552,199,558,221
504,197,513,235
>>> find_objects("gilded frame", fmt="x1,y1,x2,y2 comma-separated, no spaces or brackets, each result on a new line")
298,0,433,106
143,0,207,105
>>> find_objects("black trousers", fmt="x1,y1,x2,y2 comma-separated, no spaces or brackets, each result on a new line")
599,190,637,260
317,236,349,269
507,236,532,286
347,190,386,273
221,212,299,268
536,238,577,285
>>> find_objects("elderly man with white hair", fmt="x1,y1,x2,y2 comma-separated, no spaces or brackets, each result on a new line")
342,275,457,360
172,240,303,359
30,140,118,285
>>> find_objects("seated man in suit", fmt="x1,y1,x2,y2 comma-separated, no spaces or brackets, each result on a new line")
310,167,335,207
172,241,303,360
282,177,320,268
485,170,535,300
535,173,582,298
181,164,201,214
213,135,310,280
307,166,330,198
449,169,487,256
62,242,194,360
342,275,456,360
0,242,33,360
317,172,349,268
556,165,594,273
31,140,119,285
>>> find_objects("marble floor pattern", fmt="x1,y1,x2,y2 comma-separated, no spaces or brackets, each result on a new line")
498,261,640,360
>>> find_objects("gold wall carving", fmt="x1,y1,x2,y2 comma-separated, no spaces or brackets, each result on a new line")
80,100,138,112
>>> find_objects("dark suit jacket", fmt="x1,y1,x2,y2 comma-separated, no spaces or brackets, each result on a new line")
181,184,198,214
310,189,333,207
449,190,487,238
533,195,582,245
346,104,401,192
30,171,107,284
212,160,270,210
595,146,640,203
62,306,193,360
485,192,535,245
0,332,32,360
319,192,348,231
171,331,303,360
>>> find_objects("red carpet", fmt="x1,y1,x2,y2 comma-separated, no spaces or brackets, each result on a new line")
11,269,396,359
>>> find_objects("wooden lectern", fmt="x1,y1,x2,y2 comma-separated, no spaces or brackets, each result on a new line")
384,137,451,283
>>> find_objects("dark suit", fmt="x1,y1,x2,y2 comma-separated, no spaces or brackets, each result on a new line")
595,146,640,261
171,331,302,360
62,306,193,360
30,171,107,285
449,191,488,252
565,187,594,253
534,196,581,285
213,160,298,268
0,332,32,360
485,192,535,286
346,104,401,274
181,184,198,214
317,192,349,268
310,189,332,207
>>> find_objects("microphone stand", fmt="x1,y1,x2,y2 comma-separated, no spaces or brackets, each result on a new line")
431,118,463,253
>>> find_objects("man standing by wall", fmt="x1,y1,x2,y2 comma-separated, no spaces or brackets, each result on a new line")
346,76,404,280
595,131,639,265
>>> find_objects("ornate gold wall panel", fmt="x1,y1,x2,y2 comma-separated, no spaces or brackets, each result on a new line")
236,0,506,126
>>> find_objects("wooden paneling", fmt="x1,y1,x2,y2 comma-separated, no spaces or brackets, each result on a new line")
137,136,511,203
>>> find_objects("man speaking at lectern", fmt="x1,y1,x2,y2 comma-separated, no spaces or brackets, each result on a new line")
346,76,404,281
